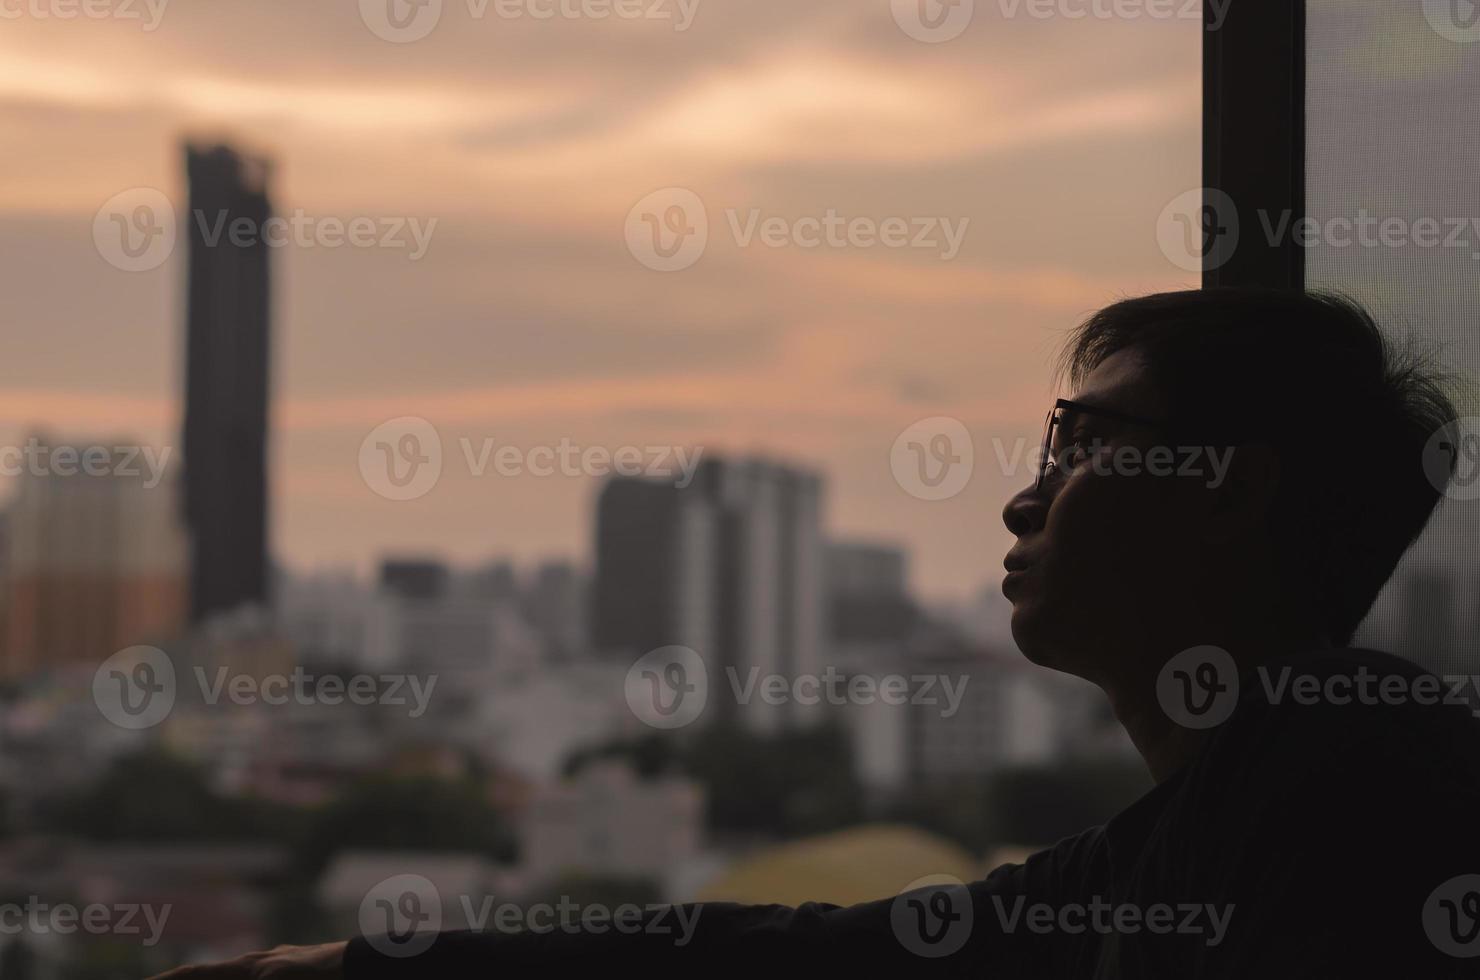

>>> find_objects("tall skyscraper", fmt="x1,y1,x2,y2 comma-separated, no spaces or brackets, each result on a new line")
592,456,824,731
592,476,714,659
182,143,273,623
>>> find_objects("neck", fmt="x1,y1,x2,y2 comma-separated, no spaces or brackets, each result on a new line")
1102,611,1331,784
1107,678,1207,783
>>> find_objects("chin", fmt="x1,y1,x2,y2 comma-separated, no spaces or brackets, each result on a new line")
1009,603,1090,679
1008,603,1054,667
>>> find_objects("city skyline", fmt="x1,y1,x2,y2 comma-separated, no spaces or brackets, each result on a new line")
0,2,1202,602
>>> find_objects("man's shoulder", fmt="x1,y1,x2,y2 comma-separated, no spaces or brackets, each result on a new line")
1199,645,1480,809
1236,646,1478,729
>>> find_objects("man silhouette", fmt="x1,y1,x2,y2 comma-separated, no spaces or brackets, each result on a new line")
153,289,1480,978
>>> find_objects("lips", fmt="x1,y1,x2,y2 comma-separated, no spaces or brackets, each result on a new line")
1002,552,1032,600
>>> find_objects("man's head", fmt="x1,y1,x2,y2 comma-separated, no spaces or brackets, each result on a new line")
1001,288,1458,684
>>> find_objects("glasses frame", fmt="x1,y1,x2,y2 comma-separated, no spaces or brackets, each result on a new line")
1036,398,1170,490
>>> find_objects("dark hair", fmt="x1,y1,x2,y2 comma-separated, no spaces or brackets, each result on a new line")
1057,287,1459,646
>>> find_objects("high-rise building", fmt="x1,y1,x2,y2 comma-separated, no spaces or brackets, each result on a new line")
182,142,273,623
826,541,907,598
378,558,450,601
592,456,824,731
468,560,519,603
520,762,703,890
0,436,188,680
366,557,540,737
825,540,918,659
592,476,715,660
526,560,588,660
277,569,373,668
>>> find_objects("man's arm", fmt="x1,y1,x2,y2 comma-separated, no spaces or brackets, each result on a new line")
149,845,1089,979
345,867,1051,977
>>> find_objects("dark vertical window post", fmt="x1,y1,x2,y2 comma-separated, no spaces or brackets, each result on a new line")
1202,0,1305,289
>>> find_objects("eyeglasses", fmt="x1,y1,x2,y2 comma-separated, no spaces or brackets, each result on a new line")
1036,398,1169,490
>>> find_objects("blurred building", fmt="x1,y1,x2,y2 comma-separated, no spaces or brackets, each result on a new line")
519,762,703,893
277,569,374,669
369,559,537,676
826,540,906,596
467,560,519,603
0,837,288,972
524,560,587,661
592,456,825,732
364,558,540,746
840,627,1103,793
591,476,711,657
379,558,450,602
0,666,155,821
902,650,1053,787
182,142,273,624
825,540,918,661
0,436,188,681
478,661,631,779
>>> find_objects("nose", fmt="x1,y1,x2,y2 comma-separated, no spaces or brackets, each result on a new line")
1002,480,1047,537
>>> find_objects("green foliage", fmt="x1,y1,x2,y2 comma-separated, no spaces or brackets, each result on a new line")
886,759,1152,854
563,732,680,781
54,940,165,980
564,722,866,841
32,748,518,874
685,722,865,838
0,938,39,980
293,774,516,878
264,872,332,947
39,749,300,843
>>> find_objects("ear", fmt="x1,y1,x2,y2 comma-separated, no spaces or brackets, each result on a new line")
1201,442,1280,543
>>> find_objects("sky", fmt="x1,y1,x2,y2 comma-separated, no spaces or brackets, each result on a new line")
0,0,1206,601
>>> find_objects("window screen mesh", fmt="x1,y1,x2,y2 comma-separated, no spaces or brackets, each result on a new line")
1307,0,1480,673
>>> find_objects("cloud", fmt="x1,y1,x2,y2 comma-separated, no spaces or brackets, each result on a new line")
1,1,1203,598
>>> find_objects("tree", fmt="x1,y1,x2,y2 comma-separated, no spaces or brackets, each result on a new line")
295,774,516,878
564,722,866,841
39,749,299,842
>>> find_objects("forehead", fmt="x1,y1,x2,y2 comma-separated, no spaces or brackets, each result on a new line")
1070,347,1165,419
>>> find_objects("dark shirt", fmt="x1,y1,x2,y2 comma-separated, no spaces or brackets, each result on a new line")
346,648,1480,978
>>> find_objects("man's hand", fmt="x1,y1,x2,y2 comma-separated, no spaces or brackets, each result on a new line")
146,941,347,979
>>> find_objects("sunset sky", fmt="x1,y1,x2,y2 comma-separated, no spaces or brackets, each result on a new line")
0,0,1208,601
